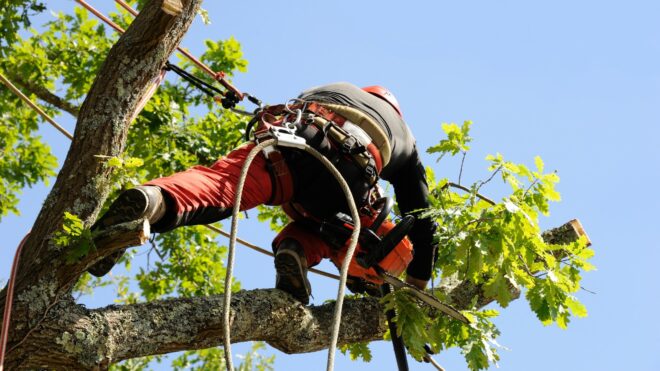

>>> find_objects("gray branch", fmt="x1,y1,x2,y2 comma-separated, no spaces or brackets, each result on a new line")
5,71,80,118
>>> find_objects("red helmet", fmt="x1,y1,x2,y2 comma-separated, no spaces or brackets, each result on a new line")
362,85,403,117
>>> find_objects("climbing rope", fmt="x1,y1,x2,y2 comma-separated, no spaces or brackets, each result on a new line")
222,138,362,371
0,232,30,371
222,140,274,371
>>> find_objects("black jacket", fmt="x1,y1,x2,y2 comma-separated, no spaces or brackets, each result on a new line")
291,82,437,281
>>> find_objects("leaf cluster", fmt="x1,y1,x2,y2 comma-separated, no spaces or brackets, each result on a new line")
52,211,94,263
169,342,274,371
360,122,594,370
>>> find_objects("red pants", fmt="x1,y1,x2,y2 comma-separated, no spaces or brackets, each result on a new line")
145,143,332,267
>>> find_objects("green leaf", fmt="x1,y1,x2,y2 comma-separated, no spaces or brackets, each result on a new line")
566,296,588,318
534,156,544,173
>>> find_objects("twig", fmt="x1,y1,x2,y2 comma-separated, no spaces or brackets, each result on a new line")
517,254,534,277
475,165,502,193
442,182,496,206
458,151,467,185
523,177,540,198
580,286,597,295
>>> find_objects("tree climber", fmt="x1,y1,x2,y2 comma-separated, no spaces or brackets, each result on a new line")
88,82,437,305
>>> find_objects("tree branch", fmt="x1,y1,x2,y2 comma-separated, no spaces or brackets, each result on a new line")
5,70,80,117
2,219,588,369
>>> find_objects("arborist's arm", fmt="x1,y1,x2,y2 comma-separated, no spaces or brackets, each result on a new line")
389,146,437,289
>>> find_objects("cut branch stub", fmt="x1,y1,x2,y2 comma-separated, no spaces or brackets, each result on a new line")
542,218,591,246
92,218,151,254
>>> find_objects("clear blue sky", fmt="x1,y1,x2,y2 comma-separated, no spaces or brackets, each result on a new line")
2,0,659,370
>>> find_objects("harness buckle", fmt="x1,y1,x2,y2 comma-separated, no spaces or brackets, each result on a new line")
269,126,307,149
341,136,366,155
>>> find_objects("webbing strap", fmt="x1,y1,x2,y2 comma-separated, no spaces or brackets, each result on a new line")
305,102,348,126
265,150,294,205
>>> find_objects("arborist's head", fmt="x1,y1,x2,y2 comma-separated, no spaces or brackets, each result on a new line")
362,86,403,118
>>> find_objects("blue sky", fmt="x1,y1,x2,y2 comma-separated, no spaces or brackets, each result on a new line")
2,0,659,370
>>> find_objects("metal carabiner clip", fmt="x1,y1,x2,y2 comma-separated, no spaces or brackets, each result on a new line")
283,108,303,130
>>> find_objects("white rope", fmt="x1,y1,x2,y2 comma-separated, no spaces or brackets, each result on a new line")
222,139,276,370
221,139,361,371
303,148,361,371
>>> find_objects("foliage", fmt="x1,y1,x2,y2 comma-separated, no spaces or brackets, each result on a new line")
374,122,593,370
170,342,274,371
339,341,372,362
52,211,94,263
0,0,45,56
427,120,473,160
0,95,57,219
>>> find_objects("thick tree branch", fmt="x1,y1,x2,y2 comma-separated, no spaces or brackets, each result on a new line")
2,219,588,369
9,290,383,369
5,70,80,117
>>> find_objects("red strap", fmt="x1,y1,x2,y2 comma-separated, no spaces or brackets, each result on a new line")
266,150,294,205
366,142,383,173
307,102,383,174
306,102,347,126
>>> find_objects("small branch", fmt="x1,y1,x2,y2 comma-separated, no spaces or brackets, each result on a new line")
76,219,150,271
440,219,591,308
541,219,591,246
6,71,80,117
476,165,502,193
523,177,540,198
92,219,150,254
580,286,597,295
442,182,496,205
458,151,467,185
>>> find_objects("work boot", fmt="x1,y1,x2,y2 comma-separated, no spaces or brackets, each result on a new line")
274,239,312,305
87,186,167,277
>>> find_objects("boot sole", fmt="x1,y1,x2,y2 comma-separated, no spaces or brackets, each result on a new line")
275,250,311,305
88,188,150,277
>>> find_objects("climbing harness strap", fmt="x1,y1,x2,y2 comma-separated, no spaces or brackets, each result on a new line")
248,100,383,191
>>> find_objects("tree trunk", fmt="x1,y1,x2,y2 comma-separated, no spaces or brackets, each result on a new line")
0,0,203,368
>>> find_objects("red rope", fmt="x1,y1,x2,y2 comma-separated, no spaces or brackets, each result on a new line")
75,0,125,34
113,0,218,78
0,232,30,371
112,0,243,100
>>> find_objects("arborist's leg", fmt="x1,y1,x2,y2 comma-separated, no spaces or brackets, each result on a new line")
271,222,334,304
88,143,281,277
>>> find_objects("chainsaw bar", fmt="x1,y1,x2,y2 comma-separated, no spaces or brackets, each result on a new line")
380,271,471,324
